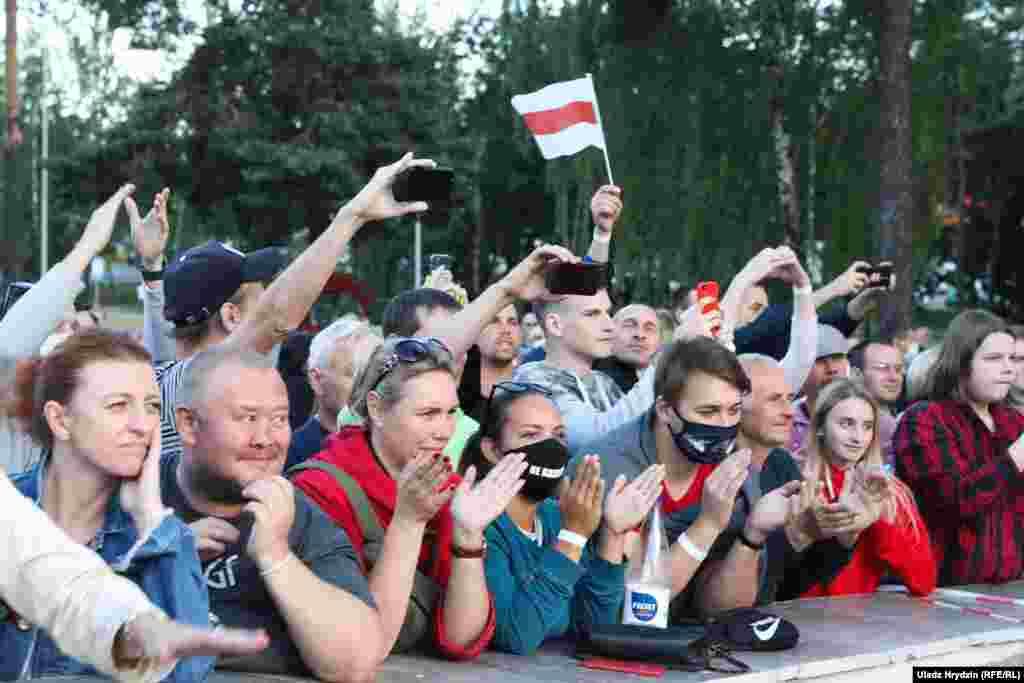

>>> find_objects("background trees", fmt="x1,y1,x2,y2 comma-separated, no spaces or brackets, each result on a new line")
4,0,1022,323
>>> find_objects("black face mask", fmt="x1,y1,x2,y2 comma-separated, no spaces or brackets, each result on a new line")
668,407,738,465
505,437,570,503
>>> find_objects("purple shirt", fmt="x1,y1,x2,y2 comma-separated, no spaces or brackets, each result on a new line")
788,398,812,459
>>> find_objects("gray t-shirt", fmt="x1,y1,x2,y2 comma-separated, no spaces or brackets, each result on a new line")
160,454,375,676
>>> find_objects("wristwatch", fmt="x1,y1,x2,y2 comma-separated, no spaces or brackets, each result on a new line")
451,538,488,559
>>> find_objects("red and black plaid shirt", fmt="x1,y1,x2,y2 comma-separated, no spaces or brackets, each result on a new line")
894,400,1024,586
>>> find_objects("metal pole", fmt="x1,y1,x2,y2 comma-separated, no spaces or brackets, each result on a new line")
414,218,422,288
40,48,48,274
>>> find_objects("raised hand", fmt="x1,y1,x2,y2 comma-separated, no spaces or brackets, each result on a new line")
847,266,895,320
499,243,579,302
591,185,623,237
830,260,872,298
450,452,528,546
559,455,606,540
72,184,136,262
696,449,752,533
393,452,457,527
673,301,722,342
120,426,167,538
242,477,296,571
344,153,435,223
738,247,799,285
115,613,269,669
189,517,241,562
126,188,170,270
604,463,665,535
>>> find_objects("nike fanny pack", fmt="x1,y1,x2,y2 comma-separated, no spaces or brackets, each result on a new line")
704,608,799,651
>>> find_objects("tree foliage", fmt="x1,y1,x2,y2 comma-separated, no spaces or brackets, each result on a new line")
12,0,1024,322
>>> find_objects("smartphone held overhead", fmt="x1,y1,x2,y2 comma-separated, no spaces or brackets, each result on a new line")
545,262,607,296
394,167,455,204
856,263,894,289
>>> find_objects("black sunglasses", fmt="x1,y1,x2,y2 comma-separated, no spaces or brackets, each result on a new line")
369,337,452,392
482,381,554,433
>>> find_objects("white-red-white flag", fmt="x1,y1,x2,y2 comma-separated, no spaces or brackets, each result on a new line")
511,76,607,160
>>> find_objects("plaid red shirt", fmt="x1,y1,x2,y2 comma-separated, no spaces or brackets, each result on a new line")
894,400,1024,586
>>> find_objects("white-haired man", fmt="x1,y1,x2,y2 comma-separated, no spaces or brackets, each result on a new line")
286,319,381,470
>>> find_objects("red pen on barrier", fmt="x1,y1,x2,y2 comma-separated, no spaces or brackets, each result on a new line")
579,657,666,677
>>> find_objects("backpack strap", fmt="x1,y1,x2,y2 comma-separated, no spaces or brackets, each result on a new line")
287,460,385,547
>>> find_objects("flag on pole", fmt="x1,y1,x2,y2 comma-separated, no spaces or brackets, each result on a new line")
511,76,608,161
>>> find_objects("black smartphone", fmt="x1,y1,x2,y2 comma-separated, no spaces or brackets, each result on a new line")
545,262,607,296
0,281,33,320
857,263,893,289
394,167,455,204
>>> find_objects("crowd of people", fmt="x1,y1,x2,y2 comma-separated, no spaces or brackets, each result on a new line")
0,154,1022,682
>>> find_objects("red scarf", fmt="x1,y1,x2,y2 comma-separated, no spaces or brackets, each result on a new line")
824,462,846,504
318,427,460,586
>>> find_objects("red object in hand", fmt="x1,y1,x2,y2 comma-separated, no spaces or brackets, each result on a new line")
696,281,721,336
579,658,666,677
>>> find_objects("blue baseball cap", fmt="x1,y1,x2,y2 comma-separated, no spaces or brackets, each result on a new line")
164,241,287,327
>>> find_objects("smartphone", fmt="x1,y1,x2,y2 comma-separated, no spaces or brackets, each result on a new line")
545,262,607,296
696,281,721,336
394,167,455,204
856,263,893,289
0,281,33,320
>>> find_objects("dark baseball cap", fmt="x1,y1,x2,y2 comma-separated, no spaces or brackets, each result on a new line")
164,240,288,326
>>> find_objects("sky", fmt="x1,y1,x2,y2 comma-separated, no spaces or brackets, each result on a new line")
110,0,507,82
19,0,508,114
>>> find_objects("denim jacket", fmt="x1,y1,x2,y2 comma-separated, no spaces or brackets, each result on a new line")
1,457,213,682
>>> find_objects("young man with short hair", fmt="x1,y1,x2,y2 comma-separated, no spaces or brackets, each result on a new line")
576,339,852,617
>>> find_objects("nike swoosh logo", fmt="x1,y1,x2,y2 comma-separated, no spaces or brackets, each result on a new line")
751,616,781,642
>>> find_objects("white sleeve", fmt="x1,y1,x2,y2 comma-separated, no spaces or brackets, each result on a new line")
142,282,176,364
781,297,818,394
0,473,173,682
559,367,656,453
0,261,84,358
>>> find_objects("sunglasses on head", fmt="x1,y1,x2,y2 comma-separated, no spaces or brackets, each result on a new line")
483,381,554,433
370,337,452,391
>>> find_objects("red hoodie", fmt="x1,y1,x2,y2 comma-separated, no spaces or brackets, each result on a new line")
802,464,937,598
292,426,495,659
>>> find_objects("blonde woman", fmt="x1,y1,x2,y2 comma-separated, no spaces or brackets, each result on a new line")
799,379,936,597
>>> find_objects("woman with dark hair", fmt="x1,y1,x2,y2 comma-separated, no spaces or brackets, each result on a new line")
2,329,213,681
799,379,935,597
460,382,663,655
292,337,528,660
894,310,1024,586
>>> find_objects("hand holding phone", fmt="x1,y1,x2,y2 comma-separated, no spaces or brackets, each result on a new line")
856,263,894,289
696,281,721,337
394,167,455,204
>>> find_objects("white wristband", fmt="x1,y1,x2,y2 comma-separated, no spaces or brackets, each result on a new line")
557,529,589,549
260,552,296,577
677,531,709,562
793,284,813,295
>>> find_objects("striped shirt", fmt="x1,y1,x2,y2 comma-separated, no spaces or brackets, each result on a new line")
155,358,194,460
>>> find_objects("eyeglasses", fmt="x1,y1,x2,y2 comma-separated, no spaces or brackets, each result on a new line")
369,337,452,391
483,381,554,433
